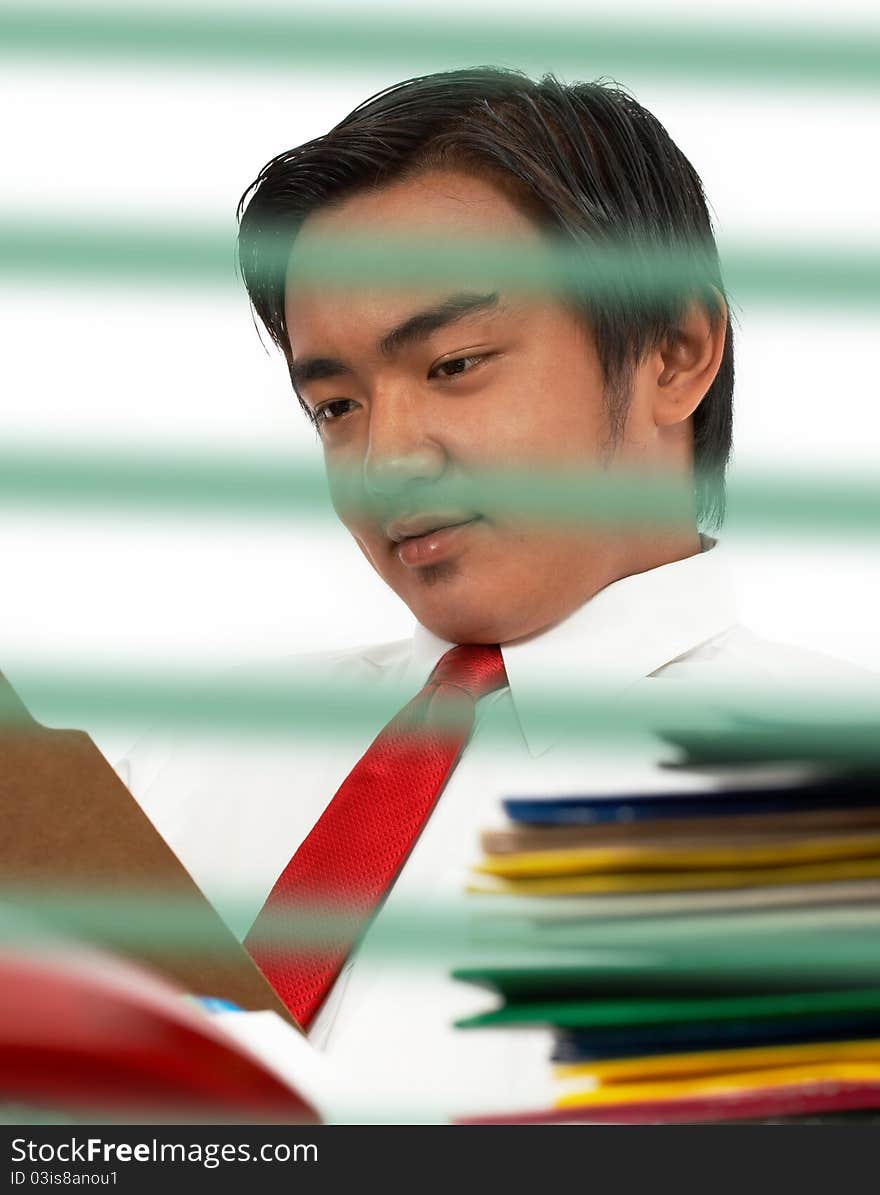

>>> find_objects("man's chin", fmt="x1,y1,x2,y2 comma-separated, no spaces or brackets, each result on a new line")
403,585,516,646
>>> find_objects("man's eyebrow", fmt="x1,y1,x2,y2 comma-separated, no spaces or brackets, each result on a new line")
287,292,500,390
288,356,354,390
378,291,500,358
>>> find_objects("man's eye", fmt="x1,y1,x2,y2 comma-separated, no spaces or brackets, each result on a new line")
314,399,357,425
430,354,485,380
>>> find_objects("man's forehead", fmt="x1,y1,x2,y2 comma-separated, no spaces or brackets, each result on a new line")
282,169,546,352
291,167,540,243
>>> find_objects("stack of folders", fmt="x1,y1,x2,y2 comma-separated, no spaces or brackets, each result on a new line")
455,721,880,1124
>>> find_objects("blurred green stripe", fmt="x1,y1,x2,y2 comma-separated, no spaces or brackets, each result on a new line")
0,6,878,86
0,221,233,287
4,887,880,955
0,446,332,519
4,664,878,751
2,221,880,307
1,448,879,537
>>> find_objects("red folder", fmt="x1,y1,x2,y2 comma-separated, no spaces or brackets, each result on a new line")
457,1082,880,1124
0,945,319,1122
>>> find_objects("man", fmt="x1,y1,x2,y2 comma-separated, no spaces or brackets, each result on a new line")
119,69,869,1120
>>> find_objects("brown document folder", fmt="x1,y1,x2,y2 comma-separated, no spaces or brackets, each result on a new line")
0,671,300,1030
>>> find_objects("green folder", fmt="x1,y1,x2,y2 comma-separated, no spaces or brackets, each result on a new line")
454,986,880,1030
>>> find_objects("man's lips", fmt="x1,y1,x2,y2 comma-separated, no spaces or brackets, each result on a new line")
384,512,482,568
384,511,479,543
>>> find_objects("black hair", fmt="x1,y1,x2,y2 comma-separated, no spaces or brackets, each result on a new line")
237,68,734,527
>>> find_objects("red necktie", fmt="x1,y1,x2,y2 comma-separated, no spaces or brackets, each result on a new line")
244,644,508,1029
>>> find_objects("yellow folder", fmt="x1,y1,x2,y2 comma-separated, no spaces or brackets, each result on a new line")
555,1038,880,1084
555,1061,880,1108
468,856,880,897
475,833,880,879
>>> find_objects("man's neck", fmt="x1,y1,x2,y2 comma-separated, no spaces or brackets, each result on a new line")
502,525,706,649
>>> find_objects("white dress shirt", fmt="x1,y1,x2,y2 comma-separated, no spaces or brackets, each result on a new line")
117,535,875,1122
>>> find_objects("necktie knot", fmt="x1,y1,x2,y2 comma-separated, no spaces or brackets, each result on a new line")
426,644,507,701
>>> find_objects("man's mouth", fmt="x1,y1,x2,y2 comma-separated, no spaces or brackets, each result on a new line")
384,512,482,568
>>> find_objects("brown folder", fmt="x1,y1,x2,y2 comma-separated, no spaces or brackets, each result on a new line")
481,805,880,856
0,671,300,1031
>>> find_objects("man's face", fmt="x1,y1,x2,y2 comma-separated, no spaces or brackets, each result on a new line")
284,169,659,644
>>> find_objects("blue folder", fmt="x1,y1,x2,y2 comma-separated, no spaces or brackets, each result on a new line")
552,1011,880,1063
503,773,880,826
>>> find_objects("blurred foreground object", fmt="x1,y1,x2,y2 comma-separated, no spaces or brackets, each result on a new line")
457,715,880,1123
0,671,294,1021
0,944,319,1123
0,670,324,1120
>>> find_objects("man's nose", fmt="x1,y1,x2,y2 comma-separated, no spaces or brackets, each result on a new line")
362,389,446,498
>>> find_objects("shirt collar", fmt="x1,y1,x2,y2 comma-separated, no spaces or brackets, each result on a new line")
398,535,738,758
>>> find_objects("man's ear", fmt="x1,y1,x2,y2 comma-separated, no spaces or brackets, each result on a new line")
652,292,727,428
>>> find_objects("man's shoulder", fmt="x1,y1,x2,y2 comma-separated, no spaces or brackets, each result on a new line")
231,636,414,681
705,624,877,685
657,622,878,707
116,635,415,796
